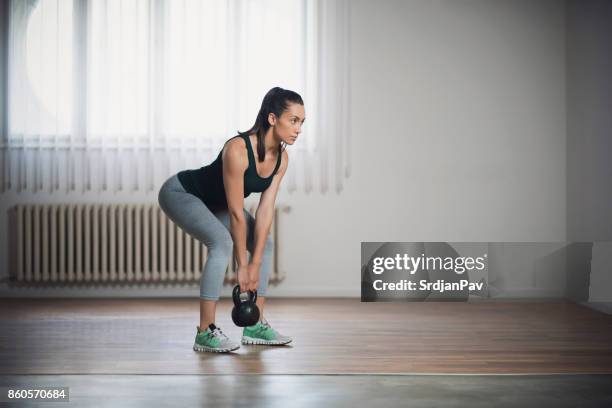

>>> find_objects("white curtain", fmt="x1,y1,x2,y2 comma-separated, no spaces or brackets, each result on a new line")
1,0,351,195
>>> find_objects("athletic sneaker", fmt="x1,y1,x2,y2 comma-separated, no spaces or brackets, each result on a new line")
241,318,293,345
193,323,240,353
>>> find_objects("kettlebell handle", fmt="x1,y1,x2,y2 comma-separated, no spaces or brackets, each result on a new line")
232,284,257,305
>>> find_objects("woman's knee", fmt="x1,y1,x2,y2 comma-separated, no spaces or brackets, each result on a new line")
208,233,234,255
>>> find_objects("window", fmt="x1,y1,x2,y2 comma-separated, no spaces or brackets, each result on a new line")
17,0,305,144
5,0,350,194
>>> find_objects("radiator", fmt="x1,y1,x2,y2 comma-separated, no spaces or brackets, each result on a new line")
7,203,289,286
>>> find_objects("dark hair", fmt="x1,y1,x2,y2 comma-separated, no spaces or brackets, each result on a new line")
237,87,304,162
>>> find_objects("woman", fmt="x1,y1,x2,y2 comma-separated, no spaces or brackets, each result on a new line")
158,87,305,353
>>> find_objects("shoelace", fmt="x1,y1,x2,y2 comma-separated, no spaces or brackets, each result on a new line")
210,328,229,340
257,320,276,335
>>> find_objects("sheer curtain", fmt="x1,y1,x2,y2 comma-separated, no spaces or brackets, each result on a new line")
1,0,351,195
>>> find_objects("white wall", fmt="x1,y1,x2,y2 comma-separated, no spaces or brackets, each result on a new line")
278,0,566,297
249,0,567,298
566,0,612,302
0,0,570,298
251,0,566,297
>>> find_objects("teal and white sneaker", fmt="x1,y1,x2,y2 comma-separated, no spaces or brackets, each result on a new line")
193,323,240,353
241,318,292,345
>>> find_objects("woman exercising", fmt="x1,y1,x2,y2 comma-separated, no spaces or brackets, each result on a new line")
158,87,304,353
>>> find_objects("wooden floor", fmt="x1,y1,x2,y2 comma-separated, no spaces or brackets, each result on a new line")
1,298,612,374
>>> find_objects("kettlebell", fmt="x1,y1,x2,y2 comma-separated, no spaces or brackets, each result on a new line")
231,285,260,327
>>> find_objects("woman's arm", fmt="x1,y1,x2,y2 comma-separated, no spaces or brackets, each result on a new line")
252,150,289,263
222,139,249,268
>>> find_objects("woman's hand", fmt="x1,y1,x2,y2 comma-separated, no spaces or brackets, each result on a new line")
237,265,249,293
246,261,261,292
237,262,260,292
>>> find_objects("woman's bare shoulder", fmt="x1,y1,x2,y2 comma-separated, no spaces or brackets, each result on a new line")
222,136,248,169
224,135,246,150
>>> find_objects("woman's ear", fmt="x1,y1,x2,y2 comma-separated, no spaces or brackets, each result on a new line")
268,112,276,127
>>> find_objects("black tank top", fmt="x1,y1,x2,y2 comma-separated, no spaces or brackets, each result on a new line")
176,134,282,211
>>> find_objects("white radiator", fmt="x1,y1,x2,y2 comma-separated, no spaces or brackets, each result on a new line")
8,203,288,286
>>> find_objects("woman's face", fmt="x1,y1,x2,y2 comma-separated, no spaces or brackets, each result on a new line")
270,102,305,145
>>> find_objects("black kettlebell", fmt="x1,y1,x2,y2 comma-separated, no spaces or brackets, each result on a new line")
231,285,260,327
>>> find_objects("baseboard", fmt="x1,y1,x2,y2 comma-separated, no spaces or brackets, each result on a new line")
581,302,612,315
0,282,359,298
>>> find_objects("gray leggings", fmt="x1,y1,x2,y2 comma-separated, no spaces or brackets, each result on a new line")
157,174,273,300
